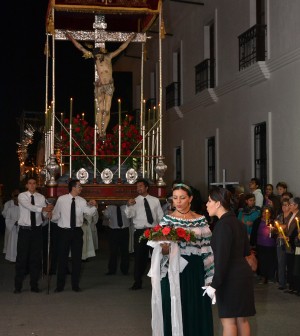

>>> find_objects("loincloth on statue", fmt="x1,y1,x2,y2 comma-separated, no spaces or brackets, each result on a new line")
94,81,114,96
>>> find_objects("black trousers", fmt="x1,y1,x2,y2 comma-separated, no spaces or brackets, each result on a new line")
286,253,295,290
15,226,43,290
133,229,151,286
56,227,83,290
107,227,129,274
42,222,58,275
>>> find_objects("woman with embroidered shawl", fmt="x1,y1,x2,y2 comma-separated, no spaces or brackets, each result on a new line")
156,183,214,336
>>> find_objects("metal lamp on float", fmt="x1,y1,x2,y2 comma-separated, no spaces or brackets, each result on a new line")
154,158,167,186
46,154,60,197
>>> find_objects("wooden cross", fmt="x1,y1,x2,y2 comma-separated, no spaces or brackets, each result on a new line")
210,169,239,188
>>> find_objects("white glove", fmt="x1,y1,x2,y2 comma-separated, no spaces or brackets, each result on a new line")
202,285,216,305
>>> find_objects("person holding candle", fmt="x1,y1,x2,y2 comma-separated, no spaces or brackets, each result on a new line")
267,194,282,218
250,206,277,284
205,186,255,336
65,32,136,139
284,197,300,294
275,198,292,290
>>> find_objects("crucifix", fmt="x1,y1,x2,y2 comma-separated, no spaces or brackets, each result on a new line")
55,15,146,137
210,169,239,188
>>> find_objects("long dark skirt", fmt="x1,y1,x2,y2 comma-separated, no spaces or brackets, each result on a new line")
257,245,277,280
161,254,214,336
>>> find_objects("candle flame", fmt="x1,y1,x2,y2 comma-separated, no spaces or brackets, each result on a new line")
275,221,290,248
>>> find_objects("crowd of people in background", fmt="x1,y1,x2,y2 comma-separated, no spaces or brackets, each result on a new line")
1,178,298,295
0,176,299,334
232,180,300,296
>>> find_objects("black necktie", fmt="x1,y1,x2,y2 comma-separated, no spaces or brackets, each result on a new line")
30,195,36,227
71,198,76,228
117,206,123,228
144,198,154,225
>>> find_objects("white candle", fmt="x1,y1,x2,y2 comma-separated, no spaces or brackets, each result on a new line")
70,97,73,125
296,217,300,231
118,99,121,125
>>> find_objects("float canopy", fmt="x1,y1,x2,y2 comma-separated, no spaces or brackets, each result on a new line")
46,0,161,33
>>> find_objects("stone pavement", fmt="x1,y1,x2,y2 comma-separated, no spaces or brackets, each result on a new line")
0,230,299,336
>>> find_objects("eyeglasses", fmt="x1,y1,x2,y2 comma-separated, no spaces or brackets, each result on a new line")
75,185,82,189
289,203,296,206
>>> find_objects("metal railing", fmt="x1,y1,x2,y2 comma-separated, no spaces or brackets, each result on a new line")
166,82,180,110
238,24,267,71
195,58,215,93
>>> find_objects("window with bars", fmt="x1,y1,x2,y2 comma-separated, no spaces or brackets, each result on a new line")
238,24,266,70
254,122,267,188
195,59,215,93
207,137,216,187
175,146,182,181
166,82,181,110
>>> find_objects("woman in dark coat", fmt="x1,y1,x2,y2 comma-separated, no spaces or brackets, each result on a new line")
204,186,255,336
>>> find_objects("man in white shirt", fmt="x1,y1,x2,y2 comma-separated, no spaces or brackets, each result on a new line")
103,204,131,275
14,179,52,293
125,179,164,290
51,179,97,292
249,177,264,208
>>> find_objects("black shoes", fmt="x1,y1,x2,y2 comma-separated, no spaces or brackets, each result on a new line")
14,289,21,294
72,287,82,292
106,271,129,275
54,287,64,293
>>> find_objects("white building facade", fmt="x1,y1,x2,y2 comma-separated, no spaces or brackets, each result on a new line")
135,0,300,197
37,1,300,198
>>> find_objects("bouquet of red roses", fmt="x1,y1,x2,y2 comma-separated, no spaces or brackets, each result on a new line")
140,224,196,243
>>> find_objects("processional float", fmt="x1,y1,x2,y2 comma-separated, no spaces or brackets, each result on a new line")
43,0,167,201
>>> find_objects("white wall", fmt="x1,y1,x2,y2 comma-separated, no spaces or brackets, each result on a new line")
156,0,300,197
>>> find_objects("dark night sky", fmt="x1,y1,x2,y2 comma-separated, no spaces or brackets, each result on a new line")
0,0,133,197
1,1,50,195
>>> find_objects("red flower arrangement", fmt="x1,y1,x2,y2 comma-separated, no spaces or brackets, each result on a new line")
140,225,196,243
58,114,142,169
